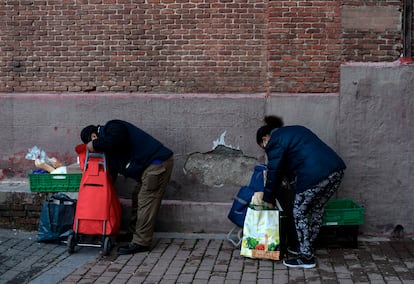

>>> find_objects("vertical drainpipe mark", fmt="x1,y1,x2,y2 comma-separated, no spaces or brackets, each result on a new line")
403,0,412,58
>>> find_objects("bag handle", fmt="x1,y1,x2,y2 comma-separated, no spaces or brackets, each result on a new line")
249,195,283,211
84,150,107,172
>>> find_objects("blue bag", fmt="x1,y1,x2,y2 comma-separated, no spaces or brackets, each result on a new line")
227,186,255,228
248,164,267,191
227,165,267,228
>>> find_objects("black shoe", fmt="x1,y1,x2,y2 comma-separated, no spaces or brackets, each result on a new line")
283,255,316,269
117,243,149,255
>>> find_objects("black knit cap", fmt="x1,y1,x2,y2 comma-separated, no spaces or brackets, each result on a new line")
80,125,98,143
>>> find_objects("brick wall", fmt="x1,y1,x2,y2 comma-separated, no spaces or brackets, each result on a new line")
341,1,403,62
267,0,342,93
0,192,46,231
0,0,408,94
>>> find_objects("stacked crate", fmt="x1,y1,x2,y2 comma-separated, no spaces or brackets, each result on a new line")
316,199,364,248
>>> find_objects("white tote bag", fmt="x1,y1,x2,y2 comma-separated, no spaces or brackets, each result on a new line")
240,203,281,260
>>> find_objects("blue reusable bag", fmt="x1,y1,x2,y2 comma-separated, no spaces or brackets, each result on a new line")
248,164,267,192
37,194,76,243
227,186,256,228
227,165,267,228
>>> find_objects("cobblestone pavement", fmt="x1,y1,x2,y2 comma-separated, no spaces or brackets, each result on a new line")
1,229,414,284
0,229,96,284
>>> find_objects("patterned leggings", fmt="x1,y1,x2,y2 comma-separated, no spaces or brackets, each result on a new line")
293,170,344,257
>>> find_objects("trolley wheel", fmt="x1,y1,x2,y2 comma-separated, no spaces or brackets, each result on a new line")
67,234,75,254
103,237,112,256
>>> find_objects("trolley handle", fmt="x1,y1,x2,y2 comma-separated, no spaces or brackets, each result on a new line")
84,150,107,172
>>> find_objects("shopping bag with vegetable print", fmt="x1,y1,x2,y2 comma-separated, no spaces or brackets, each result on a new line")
240,205,281,260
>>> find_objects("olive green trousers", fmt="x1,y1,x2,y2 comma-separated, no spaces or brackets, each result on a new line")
129,156,174,246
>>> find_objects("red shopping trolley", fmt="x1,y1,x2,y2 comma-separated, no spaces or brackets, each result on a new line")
68,144,121,255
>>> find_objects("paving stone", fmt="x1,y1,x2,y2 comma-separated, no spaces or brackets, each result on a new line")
1,229,414,283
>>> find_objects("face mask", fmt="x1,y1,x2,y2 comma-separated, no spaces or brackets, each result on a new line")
262,135,270,148
262,140,268,148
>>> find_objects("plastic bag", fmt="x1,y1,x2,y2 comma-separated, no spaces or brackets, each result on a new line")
25,146,47,162
26,146,63,172
37,194,76,243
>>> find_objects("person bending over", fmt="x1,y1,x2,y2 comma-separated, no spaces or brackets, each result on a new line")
256,115,346,268
81,119,174,255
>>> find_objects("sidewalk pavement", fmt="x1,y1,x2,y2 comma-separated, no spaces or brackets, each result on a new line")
1,229,414,284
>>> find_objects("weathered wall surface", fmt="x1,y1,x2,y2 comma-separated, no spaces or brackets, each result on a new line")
338,63,414,234
265,93,340,149
0,64,413,235
0,93,267,203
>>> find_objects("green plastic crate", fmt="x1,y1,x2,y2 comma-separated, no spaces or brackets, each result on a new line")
29,173,82,192
322,199,364,226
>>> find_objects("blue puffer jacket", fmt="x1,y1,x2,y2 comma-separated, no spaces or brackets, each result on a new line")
262,125,346,204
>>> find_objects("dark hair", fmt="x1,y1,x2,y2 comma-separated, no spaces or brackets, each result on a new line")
256,115,284,145
80,125,98,144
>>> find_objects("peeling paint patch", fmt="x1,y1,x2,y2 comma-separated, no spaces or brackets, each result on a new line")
212,131,239,150
184,145,257,187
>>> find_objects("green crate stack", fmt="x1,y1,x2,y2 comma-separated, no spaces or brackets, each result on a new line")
316,198,364,249
29,173,82,192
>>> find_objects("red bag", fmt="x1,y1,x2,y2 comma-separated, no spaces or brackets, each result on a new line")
75,144,87,171
73,145,121,236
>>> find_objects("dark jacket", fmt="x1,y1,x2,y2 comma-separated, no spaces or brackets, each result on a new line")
92,119,173,180
263,125,346,204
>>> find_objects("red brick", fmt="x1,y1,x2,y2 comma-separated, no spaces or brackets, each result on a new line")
0,0,405,94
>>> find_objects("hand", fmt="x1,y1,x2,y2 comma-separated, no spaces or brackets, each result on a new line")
86,141,95,152
263,202,275,209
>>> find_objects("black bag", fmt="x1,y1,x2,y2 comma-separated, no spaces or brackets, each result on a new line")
37,193,76,242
